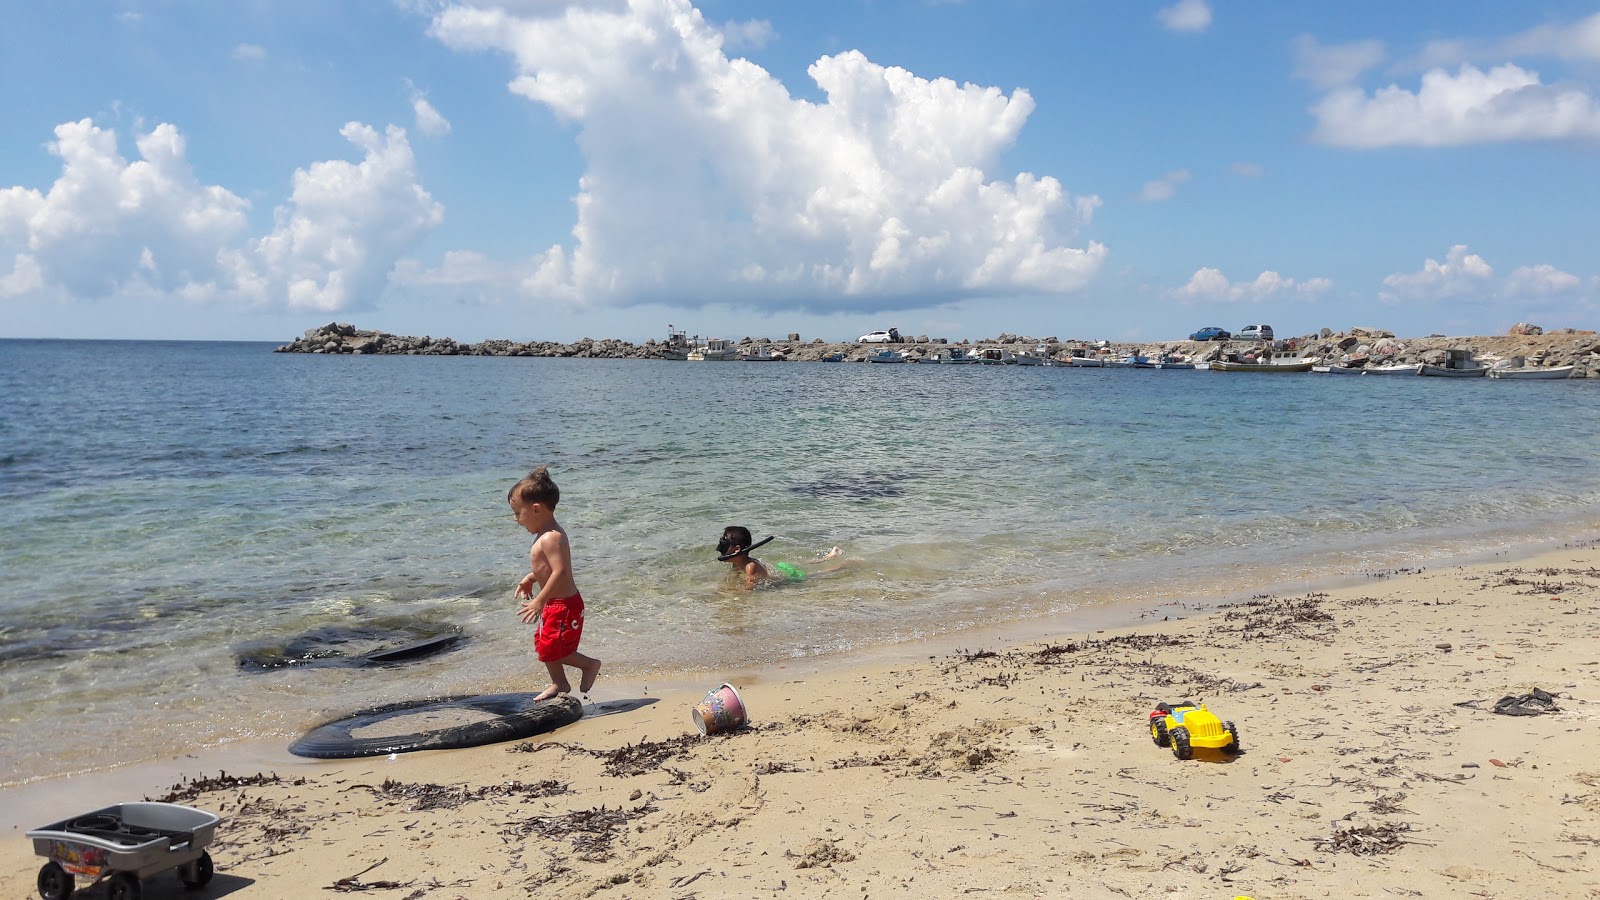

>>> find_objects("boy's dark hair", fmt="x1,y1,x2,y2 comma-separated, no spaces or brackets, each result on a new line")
721,525,752,552
508,466,560,508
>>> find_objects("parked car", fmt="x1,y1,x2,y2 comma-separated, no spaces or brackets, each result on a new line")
1237,324,1274,342
858,328,901,343
1189,326,1230,342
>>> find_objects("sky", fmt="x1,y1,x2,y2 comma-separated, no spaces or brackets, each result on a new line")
3,1,1598,344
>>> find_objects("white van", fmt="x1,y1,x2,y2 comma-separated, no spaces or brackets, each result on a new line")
1237,324,1274,342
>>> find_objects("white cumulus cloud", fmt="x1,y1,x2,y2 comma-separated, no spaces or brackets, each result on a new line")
1157,0,1211,34
245,123,444,312
1174,267,1332,303
0,119,250,300
0,119,443,312
1504,263,1582,297
1311,63,1600,147
1379,244,1494,302
426,0,1104,313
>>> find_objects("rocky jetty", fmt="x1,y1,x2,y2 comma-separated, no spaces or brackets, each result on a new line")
277,322,1600,376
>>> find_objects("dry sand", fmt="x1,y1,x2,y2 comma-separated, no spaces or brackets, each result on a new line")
4,538,1598,899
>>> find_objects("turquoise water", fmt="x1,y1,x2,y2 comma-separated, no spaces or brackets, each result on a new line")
3,339,1598,784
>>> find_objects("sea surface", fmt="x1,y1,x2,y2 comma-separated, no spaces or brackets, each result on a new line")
3,338,1599,788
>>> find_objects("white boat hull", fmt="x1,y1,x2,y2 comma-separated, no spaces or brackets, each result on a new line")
1419,364,1488,377
1488,365,1575,379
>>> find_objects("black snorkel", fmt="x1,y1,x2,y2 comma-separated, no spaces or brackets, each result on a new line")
717,535,774,561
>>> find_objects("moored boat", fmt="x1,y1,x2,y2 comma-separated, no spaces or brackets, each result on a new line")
1364,362,1422,376
1418,348,1487,377
972,347,1015,365
1210,346,1313,373
741,345,785,361
1012,345,1049,366
1488,364,1575,380
687,338,738,361
866,348,906,363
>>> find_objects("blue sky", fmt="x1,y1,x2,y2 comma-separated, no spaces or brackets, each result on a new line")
3,0,1598,343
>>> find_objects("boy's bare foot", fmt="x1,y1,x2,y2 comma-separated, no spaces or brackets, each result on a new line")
533,684,569,703
822,546,842,560
579,658,601,693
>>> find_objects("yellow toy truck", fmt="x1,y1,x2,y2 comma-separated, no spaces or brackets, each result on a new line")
1148,700,1240,760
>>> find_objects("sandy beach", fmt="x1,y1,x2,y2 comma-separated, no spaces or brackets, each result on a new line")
5,537,1598,899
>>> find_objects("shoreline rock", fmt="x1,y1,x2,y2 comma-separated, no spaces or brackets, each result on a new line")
276,322,1600,376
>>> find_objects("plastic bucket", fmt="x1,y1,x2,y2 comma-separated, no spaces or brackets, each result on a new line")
692,683,747,735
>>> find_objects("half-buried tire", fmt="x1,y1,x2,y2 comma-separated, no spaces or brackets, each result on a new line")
289,693,583,759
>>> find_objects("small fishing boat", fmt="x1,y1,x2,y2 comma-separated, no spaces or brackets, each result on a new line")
866,348,906,364
659,325,692,360
1418,348,1488,377
1012,346,1049,366
1211,347,1313,373
938,347,977,364
687,338,738,361
1488,364,1575,379
972,347,1015,365
1364,362,1422,376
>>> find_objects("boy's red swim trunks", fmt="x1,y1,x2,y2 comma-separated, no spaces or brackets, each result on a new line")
535,592,585,662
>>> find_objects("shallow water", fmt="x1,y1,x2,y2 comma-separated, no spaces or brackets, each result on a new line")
2,339,1598,785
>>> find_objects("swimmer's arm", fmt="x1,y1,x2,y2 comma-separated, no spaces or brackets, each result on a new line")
743,560,766,590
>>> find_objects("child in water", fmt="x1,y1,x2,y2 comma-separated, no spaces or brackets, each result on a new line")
717,525,844,590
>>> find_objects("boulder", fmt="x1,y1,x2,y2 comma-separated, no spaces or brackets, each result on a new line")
1509,322,1543,336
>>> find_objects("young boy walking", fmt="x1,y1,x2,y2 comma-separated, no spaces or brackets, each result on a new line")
508,466,600,702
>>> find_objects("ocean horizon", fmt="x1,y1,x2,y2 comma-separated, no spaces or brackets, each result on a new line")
2,337,1598,790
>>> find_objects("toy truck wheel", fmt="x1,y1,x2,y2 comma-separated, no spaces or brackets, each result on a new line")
36,861,73,900
180,851,215,889
1223,721,1241,754
107,873,141,900
1151,719,1170,747
1170,726,1193,760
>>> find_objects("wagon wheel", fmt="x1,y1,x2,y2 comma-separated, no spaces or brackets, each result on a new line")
107,873,142,900
1170,726,1193,761
179,851,214,889
1223,721,1241,754
1151,718,1170,747
36,861,73,900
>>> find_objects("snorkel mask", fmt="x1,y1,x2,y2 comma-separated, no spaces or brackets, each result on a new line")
716,534,774,561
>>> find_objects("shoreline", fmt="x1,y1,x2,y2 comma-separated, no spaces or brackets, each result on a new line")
5,529,1597,897
5,509,1595,801
5,514,1595,791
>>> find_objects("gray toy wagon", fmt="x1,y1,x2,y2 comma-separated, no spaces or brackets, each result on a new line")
27,802,220,899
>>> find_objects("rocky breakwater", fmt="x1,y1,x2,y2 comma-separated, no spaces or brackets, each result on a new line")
275,323,661,359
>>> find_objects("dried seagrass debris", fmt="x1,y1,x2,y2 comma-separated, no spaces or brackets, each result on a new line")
153,770,307,803
509,802,657,860
1313,821,1421,855
343,777,568,811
